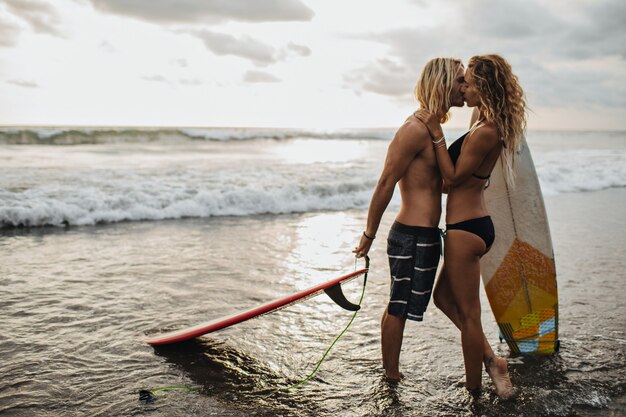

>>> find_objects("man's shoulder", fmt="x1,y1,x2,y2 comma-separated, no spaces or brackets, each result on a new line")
394,117,430,144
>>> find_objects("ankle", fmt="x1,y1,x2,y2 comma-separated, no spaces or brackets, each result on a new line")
484,355,495,369
466,385,482,398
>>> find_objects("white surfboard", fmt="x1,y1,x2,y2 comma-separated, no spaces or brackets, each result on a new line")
481,138,559,354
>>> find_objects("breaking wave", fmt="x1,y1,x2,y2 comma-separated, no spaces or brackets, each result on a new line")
0,127,394,145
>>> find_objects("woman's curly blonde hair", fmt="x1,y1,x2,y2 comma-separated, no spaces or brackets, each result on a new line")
415,57,462,124
468,54,527,188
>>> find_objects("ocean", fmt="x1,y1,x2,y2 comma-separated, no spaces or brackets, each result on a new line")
1,126,625,416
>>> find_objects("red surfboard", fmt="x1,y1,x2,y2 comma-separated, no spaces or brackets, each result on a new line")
145,267,368,345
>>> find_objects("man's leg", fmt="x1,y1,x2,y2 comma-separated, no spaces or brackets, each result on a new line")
384,222,426,381
381,307,406,381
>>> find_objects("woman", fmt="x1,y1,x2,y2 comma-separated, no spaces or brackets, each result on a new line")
414,54,527,398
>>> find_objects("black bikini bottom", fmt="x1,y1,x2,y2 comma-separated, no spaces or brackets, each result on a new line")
446,216,495,249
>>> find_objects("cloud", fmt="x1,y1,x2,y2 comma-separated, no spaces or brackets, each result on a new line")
0,13,21,47
141,75,205,86
448,0,626,61
140,75,169,84
179,78,203,86
243,70,281,83
192,30,278,66
98,41,115,53
170,58,188,68
454,0,558,39
189,30,312,66
7,79,39,88
342,28,451,99
521,58,626,109
276,42,312,61
557,1,626,60
285,42,311,57
86,0,314,24
343,0,626,109
4,0,64,37
344,58,417,97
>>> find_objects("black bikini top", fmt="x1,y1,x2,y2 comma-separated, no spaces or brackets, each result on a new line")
448,132,467,166
447,129,491,181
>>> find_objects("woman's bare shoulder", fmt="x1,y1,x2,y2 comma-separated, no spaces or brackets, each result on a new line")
473,123,499,143
465,123,500,154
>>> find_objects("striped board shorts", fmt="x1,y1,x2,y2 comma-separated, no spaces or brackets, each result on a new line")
386,221,441,321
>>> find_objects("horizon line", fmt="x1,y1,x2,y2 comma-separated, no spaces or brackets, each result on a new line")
1,123,624,133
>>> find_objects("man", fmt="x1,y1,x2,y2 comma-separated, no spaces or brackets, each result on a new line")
353,57,466,381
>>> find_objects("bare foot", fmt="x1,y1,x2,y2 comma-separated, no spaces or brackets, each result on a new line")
486,357,514,399
384,371,404,382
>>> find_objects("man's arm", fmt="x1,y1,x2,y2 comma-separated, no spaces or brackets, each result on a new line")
354,122,427,257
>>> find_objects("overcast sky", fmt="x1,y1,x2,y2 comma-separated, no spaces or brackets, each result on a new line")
0,0,624,130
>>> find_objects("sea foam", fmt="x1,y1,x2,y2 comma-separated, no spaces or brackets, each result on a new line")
0,127,393,145
0,170,379,227
535,150,626,196
1,129,624,228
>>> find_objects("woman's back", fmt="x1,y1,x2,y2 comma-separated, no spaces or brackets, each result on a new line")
445,123,502,224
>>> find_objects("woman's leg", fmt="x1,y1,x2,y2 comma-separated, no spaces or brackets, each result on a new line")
442,230,490,391
434,267,496,361
435,259,514,397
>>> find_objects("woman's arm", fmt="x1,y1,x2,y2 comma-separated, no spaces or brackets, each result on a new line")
414,110,498,187
433,128,497,187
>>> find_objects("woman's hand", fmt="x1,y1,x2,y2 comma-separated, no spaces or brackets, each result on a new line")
413,109,444,140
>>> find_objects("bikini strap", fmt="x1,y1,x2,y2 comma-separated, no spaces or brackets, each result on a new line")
472,173,490,180
468,119,484,135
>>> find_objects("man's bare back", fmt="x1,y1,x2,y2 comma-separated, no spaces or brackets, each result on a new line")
352,115,442,258
395,116,442,228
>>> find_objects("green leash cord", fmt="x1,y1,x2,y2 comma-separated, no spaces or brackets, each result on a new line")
140,257,370,401
282,256,369,392
139,386,197,402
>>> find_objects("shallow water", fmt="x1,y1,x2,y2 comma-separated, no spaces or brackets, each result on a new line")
1,188,625,416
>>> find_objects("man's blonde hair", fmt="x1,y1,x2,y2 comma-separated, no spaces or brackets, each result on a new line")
414,57,462,123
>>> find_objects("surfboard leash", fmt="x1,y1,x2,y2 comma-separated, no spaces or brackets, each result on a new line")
140,257,370,401
281,255,370,392
139,386,198,402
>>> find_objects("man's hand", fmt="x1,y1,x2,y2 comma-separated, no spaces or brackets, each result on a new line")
353,232,375,258
413,109,444,140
